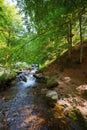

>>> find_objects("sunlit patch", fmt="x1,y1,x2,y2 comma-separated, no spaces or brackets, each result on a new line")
64,76,71,82
18,105,45,129
77,84,87,91
5,0,17,6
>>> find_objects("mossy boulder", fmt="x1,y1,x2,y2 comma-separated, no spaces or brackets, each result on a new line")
67,107,87,130
46,78,59,89
14,62,29,70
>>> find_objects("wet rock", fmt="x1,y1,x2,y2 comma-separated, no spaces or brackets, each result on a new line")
33,73,46,83
34,73,43,78
16,73,27,82
31,64,39,71
46,79,58,89
22,76,27,82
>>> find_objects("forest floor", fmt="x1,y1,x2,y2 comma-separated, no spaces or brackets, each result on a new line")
43,43,87,122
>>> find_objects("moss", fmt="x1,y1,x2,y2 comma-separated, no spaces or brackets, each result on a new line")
0,73,7,82
0,70,16,91
82,90,87,98
67,107,87,130
46,78,58,89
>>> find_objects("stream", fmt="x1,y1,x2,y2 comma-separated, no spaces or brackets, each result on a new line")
0,69,55,130
0,69,82,130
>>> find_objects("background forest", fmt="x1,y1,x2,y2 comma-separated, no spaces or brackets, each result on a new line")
0,0,87,69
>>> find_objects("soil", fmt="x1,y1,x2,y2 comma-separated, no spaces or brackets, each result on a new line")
43,43,87,122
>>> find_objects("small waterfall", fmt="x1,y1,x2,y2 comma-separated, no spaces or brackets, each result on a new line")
16,70,36,88
24,74,36,87
16,65,38,88
16,74,36,88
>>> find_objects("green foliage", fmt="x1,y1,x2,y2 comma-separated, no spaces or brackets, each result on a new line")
14,0,87,66
0,0,23,46
0,0,87,70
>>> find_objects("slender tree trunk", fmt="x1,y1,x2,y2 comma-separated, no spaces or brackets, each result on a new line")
70,20,72,50
68,21,72,59
79,15,83,63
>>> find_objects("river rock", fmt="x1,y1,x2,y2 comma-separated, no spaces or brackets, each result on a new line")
33,73,46,83
77,85,87,91
15,62,29,69
76,85,87,97
31,64,39,71
46,78,58,89
64,77,71,82
16,73,27,82
46,90,58,107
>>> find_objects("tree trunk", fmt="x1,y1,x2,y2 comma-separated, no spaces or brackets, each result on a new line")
68,21,72,59
69,20,72,51
79,15,83,63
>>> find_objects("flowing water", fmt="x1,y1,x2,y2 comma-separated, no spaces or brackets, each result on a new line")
0,72,54,130
0,71,82,130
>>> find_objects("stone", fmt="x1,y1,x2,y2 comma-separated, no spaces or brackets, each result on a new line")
77,85,87,91
33,73,46,83
33,73,43,79
46,79,58,89
15,62,29,69
22,76,27,82
16,73,27,82
64,77,71,82
46,90,58,100
46,90,58,107
76,85,87,97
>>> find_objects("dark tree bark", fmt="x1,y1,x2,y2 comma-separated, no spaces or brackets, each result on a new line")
67,20,72,59
79,15,83,63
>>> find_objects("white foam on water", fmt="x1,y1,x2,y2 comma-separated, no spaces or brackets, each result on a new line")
17,75,36,88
